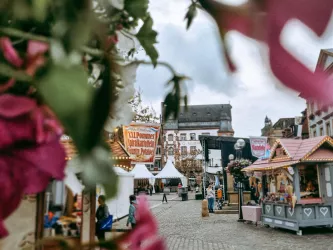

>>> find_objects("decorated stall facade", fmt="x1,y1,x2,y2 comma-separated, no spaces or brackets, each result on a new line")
243,136,333,235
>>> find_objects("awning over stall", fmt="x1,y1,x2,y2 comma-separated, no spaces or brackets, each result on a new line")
243,160,299,172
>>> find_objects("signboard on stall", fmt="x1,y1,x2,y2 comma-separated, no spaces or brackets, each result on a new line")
254,171,263,178
123,123,160,164
249,136,268,158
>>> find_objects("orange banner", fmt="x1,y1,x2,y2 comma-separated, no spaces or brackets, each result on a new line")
123,123,160,164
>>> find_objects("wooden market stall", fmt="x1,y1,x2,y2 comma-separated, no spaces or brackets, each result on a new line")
243,135,333,235
1,134,131,250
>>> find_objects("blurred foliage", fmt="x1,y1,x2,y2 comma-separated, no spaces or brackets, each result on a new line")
0,0,217,248
0,0,192,204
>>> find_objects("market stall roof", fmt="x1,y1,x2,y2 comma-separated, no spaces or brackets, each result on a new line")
243,136,333,172
243,159,299,172
106,140,130,160
130,164,155,179
155,159,185,179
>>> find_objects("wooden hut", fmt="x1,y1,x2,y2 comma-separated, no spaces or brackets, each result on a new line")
243,135,333,235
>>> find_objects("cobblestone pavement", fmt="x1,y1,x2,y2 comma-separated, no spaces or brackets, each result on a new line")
115,193,333,249
152,194,333,250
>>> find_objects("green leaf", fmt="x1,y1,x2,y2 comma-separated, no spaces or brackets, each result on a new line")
136,15,159,67
86,59,112,149
32,0,50,22
184,3,197,30
163,92,179,121
80,147,118,199
124,0,149,19
37,64,95,154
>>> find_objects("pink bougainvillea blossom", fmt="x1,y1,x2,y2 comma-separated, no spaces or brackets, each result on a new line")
199,0,333,104
120,195,166,250
0,94,66,238
0,37,48,93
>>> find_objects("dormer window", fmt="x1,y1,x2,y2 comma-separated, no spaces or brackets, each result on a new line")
193,112,197,116
207,112,211,116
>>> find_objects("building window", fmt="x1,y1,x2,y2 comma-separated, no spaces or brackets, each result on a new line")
168,134,173,141
190,146,197,154
155,160,161,170
190,133,196,140
202,132,210,136
168,147,174,155
313,130,317,137
156,146,161,155
326,122,331,136
180,133,186,141
181,146,187,155
320,127,324,136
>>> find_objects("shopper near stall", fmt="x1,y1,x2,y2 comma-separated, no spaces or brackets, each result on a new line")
206,185,215,213
126,195,138,228
95,195,110,241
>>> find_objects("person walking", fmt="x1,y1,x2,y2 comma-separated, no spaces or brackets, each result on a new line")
149,185,153,196
126,195,140,248
162,189,168,203
95,195,110,241
126,195,138,229
206,185,215,213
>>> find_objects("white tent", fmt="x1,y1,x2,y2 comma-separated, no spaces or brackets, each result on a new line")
130,164,156,192
97,168,134,220
130,164,155,179
155,159,187,187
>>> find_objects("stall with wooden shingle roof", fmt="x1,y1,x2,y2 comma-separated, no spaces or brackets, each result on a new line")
243,136,333,235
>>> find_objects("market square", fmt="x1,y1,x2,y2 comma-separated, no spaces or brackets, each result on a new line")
1,0,333,250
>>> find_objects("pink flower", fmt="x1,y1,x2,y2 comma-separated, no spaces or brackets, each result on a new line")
199,0,333,104
0,94,66,238
121,195,166,250
0,37,48,93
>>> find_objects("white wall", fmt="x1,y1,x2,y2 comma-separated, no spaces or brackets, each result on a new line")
164,128,221,166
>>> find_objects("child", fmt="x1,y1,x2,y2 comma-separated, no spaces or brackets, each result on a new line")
126,195,137,228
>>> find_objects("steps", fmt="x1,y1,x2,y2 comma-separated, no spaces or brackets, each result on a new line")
214,203,239,214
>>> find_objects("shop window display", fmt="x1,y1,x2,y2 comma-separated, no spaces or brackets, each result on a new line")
264,170,294,204
299,165,320,199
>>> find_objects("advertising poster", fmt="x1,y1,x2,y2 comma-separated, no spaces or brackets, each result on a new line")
123,123,160,164
249,136,267,158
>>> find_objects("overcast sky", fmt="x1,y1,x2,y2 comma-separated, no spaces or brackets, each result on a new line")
134,0,333,137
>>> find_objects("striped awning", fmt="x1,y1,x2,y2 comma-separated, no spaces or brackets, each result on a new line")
242,160,299,172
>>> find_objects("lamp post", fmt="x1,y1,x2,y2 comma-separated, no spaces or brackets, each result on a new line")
235,139,246,222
